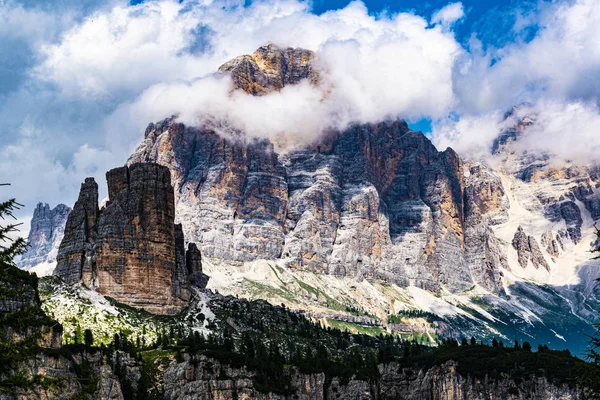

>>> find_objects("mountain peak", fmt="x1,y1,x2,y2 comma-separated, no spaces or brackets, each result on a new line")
217,43,318,95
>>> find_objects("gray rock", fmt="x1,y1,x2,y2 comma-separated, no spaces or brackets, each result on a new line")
512,226,550,270
17,203,71,269
130,117,505,294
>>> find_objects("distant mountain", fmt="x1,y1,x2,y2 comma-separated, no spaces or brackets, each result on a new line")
17,202,71,273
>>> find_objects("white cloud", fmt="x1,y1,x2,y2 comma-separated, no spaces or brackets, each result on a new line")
433,0,600,162
513,101,600,163
453,0,600,114
431,2,464,28
69,0,461,145
432,111,512,158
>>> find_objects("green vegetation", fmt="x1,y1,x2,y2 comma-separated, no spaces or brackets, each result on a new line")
0,186,596,398
388,309,445,324
401,338,585,388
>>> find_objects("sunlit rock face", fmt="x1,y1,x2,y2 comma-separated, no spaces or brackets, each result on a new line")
217,43,318,95
129,116,506,295
17,203,71,270
54,163,208,314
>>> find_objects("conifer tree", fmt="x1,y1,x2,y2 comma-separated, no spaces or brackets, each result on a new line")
84,329,94,349
583,227,600,397
0,186,28,267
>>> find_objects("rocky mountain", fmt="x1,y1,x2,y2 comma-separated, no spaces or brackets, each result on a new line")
17,202,71,271
53,163,208,314
21,44,600,355
129,117,497,296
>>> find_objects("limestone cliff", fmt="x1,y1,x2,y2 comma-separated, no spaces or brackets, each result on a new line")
54,163,208,314
17,203,71,270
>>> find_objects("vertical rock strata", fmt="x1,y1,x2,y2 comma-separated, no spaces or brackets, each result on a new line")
126,44,513,295
55,163,208,314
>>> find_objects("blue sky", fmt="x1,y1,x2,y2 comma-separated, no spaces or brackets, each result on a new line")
1,0,600,222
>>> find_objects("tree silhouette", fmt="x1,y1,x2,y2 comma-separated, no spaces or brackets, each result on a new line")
583,226,600,397
0,185,28,266
84,329,94,349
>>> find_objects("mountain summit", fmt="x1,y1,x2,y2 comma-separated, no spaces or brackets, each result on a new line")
217,43,318,95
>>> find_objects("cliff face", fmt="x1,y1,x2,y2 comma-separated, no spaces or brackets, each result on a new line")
129,117,499,295
126,43,512,296
124,45,600,353
162,357,578,400
17,203,71,270
54,163,208,314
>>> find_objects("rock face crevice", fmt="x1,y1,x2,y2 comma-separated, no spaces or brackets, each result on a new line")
54,163,208,314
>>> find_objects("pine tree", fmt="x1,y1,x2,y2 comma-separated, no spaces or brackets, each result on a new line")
0,187,28,267
84,329,94,348
113,333,121,350
583,228,600,397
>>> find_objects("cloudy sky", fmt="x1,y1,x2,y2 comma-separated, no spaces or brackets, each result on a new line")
1,0,600,228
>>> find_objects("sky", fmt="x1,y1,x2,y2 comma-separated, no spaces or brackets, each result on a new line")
1,0,600,229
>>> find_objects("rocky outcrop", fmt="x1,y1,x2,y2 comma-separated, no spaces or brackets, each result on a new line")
187,243,209,288
54,163,209,315
541,231,561,258
377,361,578,400
54,177,99,285
17,203,71,270
463,163,508,293
0,262,124,400
512,226,549,270
126,45,516,295
218,43,318,95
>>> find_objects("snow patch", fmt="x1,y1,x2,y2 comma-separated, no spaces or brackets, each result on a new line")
550,329,566,342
